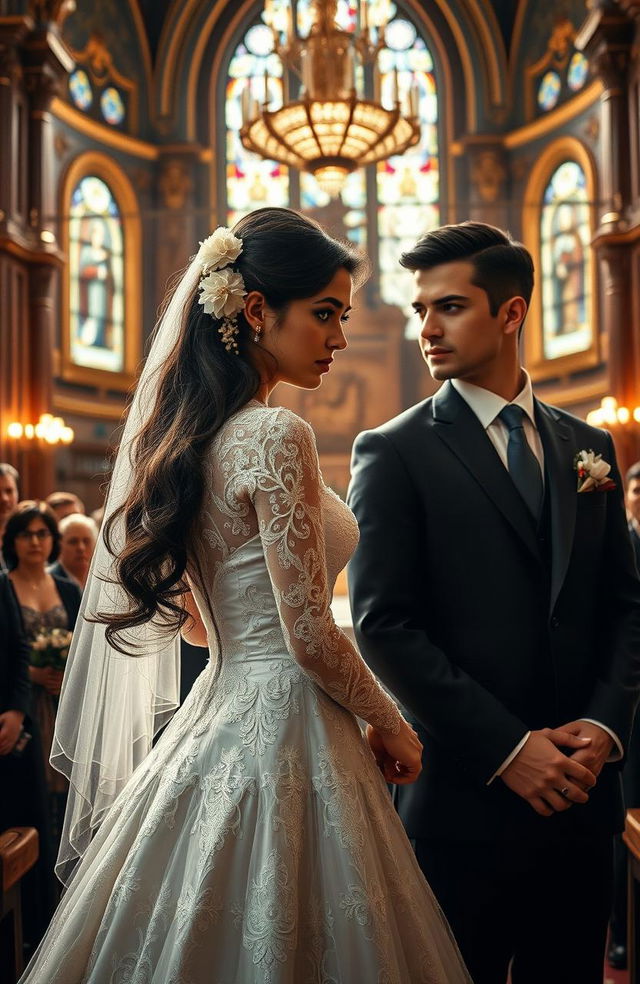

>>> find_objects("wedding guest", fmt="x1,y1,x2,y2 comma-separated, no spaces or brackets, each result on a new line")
48,513,98,589
0,462,19,571
45,491,85,520
627,461,640,569
0,570,57,953
348,221,640,984
608,459,640,969
3,502,81,851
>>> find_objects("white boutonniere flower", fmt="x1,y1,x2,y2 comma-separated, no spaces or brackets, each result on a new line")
574,449,616,492
196,227,243,273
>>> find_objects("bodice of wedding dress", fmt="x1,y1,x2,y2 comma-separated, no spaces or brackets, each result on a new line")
188,402,402,736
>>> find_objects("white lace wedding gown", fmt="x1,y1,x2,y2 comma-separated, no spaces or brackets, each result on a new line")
21,403,470,984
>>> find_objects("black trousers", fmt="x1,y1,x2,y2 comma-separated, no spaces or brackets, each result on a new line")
413,833,613,984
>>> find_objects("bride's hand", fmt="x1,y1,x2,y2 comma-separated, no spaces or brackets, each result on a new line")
366,721,423,785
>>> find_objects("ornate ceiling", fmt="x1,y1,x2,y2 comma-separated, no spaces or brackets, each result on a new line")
132,0,526,63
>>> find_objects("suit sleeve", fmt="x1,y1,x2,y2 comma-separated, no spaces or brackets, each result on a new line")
581,431,640,753
347,428,529,784
1,577,31,717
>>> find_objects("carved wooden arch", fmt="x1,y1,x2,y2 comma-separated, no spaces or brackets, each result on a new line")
58,151,142,390
153,0,506,137
521,136,599,381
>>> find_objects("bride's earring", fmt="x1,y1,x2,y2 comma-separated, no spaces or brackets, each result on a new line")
254,324,263,344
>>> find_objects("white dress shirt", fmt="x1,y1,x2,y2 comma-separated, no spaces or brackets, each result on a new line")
451,373,622,782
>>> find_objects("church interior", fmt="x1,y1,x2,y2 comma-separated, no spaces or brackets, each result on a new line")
2,0,640,981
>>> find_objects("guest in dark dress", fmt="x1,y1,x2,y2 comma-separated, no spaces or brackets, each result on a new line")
0,570,56,953
609,460,640,969
3,502,81,857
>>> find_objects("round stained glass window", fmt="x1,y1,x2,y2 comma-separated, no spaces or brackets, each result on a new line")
101,87,125,126
385,19,417,52
245,24,274,56
538,71,561,112
568,52,589,92
69,70,92,111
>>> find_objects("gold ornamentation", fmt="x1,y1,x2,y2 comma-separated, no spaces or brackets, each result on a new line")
470,151,506,204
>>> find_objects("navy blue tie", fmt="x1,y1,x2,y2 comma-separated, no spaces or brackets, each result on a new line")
498,404,543,521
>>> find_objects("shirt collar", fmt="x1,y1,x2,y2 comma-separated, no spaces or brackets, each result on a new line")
451,370,536,431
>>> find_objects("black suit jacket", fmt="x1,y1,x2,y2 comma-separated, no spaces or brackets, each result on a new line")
0,573,32,717
348,382,640,841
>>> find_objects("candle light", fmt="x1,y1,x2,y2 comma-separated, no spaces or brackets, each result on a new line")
393,67,399,105
264,68,270,106
242,84,250,123
360,0,369,34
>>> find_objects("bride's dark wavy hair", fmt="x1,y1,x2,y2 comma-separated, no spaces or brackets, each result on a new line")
100,207,368,653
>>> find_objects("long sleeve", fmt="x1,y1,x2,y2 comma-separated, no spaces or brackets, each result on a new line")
0,575,31,716
251,409,403,735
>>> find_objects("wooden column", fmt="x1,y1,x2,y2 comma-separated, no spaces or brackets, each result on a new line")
578,3,640,467
0,9,72,495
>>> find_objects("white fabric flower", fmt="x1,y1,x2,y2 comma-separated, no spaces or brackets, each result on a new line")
198,268,246,319
197,227,243,273
578,450,611,482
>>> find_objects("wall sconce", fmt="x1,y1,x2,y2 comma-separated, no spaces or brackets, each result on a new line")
586,396,640,428
7,413,74,445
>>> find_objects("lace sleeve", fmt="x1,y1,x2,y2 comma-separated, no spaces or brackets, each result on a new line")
251,409,402,735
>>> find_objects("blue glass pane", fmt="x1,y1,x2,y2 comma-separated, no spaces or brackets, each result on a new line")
69,70,92,111
101,87,125,126
568,52,589,92
538,71,561,112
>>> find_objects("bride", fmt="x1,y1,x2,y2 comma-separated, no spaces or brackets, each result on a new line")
20,207,471,983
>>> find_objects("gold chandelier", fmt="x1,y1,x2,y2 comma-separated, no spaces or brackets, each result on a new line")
240,0,420,197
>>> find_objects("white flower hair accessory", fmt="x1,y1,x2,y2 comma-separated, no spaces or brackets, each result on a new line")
195,227,246,355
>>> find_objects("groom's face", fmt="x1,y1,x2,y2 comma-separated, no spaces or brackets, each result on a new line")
412,260,510,382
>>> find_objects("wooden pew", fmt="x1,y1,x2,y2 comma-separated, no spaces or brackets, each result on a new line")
0,828,38,983
625,810,640,982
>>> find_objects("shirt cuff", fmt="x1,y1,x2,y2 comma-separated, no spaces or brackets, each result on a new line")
579,719,624,762
487,732,531,785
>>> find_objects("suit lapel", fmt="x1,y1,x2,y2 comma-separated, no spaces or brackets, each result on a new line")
430,382,542,563
534,400,575,612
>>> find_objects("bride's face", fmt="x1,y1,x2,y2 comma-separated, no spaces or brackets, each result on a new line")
260,267,352,390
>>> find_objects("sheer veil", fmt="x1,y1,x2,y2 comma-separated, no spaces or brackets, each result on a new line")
51,256,202,886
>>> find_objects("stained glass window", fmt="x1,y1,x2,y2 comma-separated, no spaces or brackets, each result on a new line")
69,176,125,373
223,3,440,333
538,71,561,111
567,52,589,92
540,161,592,361
226,22,289,225
69,70,93,111
377,21,439,327
101,87,125,126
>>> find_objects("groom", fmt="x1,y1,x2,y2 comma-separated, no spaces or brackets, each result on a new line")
348,222,640,984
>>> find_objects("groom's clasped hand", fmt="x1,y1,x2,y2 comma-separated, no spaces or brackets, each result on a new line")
501,721,613,816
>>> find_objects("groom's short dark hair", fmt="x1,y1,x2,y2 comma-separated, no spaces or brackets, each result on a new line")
400,221,535,317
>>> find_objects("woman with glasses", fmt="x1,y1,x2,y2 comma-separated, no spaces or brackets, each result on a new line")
2,501,81,856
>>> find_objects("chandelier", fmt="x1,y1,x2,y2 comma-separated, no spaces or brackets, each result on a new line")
240,0,420,197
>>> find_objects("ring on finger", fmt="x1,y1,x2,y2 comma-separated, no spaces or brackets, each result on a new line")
559,786,570,798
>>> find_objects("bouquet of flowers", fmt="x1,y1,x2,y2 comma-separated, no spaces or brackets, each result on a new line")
30,627,73,672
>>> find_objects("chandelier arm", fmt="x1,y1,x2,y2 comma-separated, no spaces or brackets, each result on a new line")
303,98,326,160
336,96,357,158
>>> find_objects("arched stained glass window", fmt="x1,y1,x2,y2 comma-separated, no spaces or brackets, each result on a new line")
226,23,289,225
377,22,439,320
540,161,591,360
69,175,125,373
223,2,440,333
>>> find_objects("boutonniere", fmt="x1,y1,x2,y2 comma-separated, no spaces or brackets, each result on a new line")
574,449,616,492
